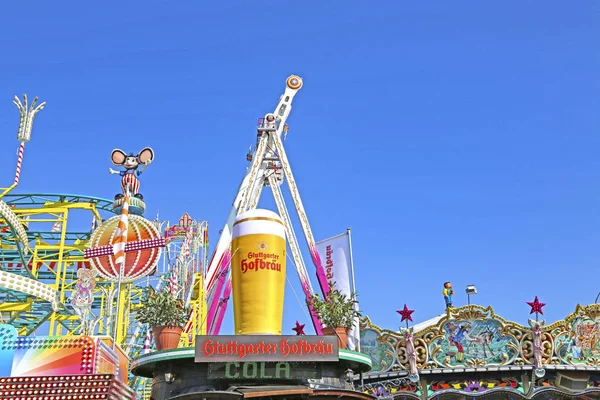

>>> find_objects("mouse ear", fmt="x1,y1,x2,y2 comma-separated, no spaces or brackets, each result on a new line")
137,147,154,164
111,149,127,166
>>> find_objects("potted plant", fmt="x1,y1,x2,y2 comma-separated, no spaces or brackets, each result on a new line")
307,281,362,349
136,287,190,351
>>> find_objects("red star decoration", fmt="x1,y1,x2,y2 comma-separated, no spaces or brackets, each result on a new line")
292,321,305,335
526,296,546,315
396,304,414,322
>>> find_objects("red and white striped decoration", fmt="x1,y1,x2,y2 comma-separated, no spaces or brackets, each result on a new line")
121,173,140,195
5,260,90,271
111,194,130,267
13,142,25,185
51,222,61,232
184,235,191,258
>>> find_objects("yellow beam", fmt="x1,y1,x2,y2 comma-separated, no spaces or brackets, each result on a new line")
12,202,102,221
47,207,69,336
179,272,207,347
0,184,17,199
11,219,59,223
0,302,32,312
54,315,80,321
35,246,87,253
115,283,131,346
14,203,95,212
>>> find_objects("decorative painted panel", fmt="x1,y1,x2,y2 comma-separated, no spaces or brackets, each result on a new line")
549,305,600,366
425,310,520,368
359,303,600,373
360,328,395,374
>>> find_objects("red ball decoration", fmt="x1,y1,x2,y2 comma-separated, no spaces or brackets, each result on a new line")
87,215,162,282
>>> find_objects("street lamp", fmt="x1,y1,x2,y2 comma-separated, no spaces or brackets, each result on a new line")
164,373,175,383
466,285,478,305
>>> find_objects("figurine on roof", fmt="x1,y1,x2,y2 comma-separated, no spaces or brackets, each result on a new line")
443,281,454,310
528,318,546,377
399,327,419,382
108,147,154,200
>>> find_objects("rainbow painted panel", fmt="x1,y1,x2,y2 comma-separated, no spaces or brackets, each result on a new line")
0,325,17,377
10,336,96,377
0,329,129,384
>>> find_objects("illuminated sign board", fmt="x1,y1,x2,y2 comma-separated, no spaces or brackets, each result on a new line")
195,335,339,362
208,361,322,380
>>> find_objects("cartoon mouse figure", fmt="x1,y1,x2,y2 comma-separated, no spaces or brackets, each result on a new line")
108,147,154,200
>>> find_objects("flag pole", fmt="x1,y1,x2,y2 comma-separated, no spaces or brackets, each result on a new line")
112,187,130,350
347,227,363,390
346,227,360,353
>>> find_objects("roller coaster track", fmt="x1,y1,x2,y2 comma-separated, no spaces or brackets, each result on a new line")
0,193,118,336
4,193,114,212
1,194,194,397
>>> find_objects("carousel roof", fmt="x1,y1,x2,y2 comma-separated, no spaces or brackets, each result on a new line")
359,303,600,400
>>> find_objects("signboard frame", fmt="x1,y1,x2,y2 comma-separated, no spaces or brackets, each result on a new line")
195,335,339,363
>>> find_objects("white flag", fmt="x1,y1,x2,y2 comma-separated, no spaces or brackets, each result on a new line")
316,231,360,351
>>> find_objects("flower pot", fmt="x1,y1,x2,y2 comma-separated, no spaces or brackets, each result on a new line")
322,326,349,349
159,326,183,350
152,326,165,351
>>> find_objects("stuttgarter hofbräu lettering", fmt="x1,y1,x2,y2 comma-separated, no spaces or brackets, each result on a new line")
201,339,334,359
325,245,334,279
241,251,281,274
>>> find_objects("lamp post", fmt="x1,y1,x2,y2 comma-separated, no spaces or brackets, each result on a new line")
466,285,477,305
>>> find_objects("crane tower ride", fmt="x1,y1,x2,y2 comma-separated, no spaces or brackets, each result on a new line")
203,75,331,338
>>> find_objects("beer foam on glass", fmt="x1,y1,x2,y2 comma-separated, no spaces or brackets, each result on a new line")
232,209,286,335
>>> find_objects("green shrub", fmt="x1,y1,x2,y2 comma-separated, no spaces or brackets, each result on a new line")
136,287,190,328
307,281,361,329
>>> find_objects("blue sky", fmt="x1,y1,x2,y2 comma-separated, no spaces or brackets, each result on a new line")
0,1,599,335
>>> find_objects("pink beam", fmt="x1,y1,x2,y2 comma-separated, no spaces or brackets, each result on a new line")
205,246,327,336
208,265,324,336
300,277,323,335
310,245,331,299
206,264,229,331
211,280,232,335
205,248,230,307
